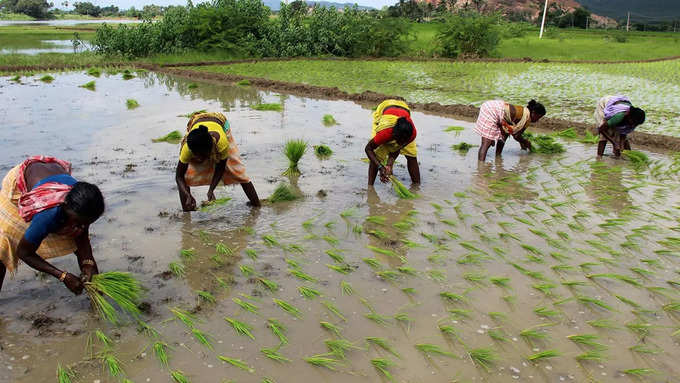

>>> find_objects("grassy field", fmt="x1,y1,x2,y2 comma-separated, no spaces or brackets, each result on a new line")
192,59,680,136
410,23,680,61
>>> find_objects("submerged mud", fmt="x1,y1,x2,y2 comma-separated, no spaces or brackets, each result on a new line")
1,72,680,383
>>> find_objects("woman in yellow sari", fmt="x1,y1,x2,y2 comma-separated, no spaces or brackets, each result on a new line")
175,112,260,211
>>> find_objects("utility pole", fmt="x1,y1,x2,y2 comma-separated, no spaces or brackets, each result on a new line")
626,11,630,32
539,0,549,39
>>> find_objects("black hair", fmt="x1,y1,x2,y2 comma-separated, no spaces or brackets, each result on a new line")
527,99,546,116
186,125,213,156
393,118,414,143
629,107,646,126
64,182,105,222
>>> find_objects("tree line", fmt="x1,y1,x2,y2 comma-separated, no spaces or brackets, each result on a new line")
0,1,169,20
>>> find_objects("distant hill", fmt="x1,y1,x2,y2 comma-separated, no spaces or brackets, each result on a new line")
263,0,374,11
577,0,680,21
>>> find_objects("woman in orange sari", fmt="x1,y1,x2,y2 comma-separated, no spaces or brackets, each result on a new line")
175,112,260,211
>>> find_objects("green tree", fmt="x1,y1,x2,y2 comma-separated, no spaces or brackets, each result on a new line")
436,11,500,58
74,1,101,16
13,0,52,18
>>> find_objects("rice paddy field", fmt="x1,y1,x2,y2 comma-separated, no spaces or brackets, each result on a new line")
193,58,680,138
1,69,680,383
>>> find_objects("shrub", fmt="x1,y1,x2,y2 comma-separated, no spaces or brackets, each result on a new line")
436,12,501,58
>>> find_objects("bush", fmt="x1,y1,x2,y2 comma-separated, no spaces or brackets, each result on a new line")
499,21,533,39
436,12,501,58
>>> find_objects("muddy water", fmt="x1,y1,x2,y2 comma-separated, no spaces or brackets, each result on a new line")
1,72,680,383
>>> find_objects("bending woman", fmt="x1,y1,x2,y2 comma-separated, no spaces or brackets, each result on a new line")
365,99,421,186
475,100,546,161
0,156,105,294
175,112,260,211
593,95,645,157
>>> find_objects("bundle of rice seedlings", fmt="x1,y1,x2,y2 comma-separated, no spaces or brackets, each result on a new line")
57,364,75,383
322,114,337,126
236,79,251,86
622,150,650,167
444,126,464,132
191,328,214,349
40,75,54,83
261,347,291,362
371,358,395,381
622,368,658,377
321,300,346,321
415,343,457,358
85,272,143,325
252,103,282,112
268,183,299,202
168,262,185,278
451,142,477,153
170,307,197,328
99,351,123,377
170,370,190,383
314,144,333,158
304,354,343,370
390,176,418,199
528,349,560,361
579,130,600,144
553,128,578,139
527,134,565,154
79,81,96,90
187,83,199,89
298,286,322,299
87,67,101,77
282,139,307,176
320,321,343,337
233,297,259,314
126,99,139,109
200,198,232,212
218,355,255,373
366,337,400,358
273,298,302,318
325,338,363,358
468,347,498,372
267,318,288,344
122,69,135,80
10,75,21,82
153,341,171,367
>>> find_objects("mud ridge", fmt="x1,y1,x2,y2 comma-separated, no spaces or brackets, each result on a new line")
160,55,680,68
150,65,680,152
0,62,130,73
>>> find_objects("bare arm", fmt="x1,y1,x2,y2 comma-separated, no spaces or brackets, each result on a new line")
16,237,83,294
207,159,226,201
513,129,532,151
74,228,98,282
598,122,619,149
175,161,196,211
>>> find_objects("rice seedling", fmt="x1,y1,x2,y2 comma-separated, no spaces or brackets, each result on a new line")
253,103,282,112
527,349,560,361
191,328,214,349
320,321,343,337
488,328,509,342
365,312,392,326
567,334,607,350
340,280,353,296
451,142,477,153
428,269,447,282
239,264,255,277
39,74,55,83
304,354,343,370
298,286,322,299
86,67,101,77
288,268,317,282
401,287,416,296
370,357,396,381
579,130,600,144
369,229,389,239
196,290,216,304
631,267,655,278
415,343,457,359
90,329,113,348
626,321,654,337
125,99,139,109
166,261,186,278
56,364,75,383
520,325,551,341
646,286,676,299
394,312,414,331
488,311,507,321
586,273,641,287
314,144,333,158
273,298,302,318
218,355,255,373
80,80,96,90
236,79,250,86
261,347,291,362
322,114,337,126
325,338,363,358
85,272,142,325
448,308,472,320
623,368,658,377
99,351,123,377
444,126,464,132
534,306,560,318
268,183,299,202
397,265,418,276
390,176,418,199
322,235,339,245
622,150,650,167
170,370,190,383
366,216,387,225
630,344,662,354
327,263,353,274
576,296,614,311
121,69,135,80
232,297,259,314
257,277,279,292
468,347,498,372
366,245,398,258
9,75,20,82
150,130,183,144
243,248,258,260
575,349,606,362
267,318,288,344
321,300,346,321
151,341,171,367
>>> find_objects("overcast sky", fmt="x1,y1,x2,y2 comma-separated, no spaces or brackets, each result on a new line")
75,0,396,9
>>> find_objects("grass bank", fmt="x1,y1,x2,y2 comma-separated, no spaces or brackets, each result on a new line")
190,59,680,137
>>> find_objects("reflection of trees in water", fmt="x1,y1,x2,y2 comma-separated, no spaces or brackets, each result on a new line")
138,72,263,110
584,161,632,213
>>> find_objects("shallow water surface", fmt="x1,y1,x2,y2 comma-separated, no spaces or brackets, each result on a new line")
0,72,679,383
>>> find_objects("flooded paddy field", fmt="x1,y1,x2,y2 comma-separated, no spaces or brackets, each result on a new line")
194,59,680,137
1,71,680,383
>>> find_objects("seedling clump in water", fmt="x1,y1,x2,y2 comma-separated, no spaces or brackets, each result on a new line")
268,183,299,202
282,139,307,176
85,272,143,325
322,114,337,126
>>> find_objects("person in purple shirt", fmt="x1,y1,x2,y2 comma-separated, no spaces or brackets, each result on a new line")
593,95,646,157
